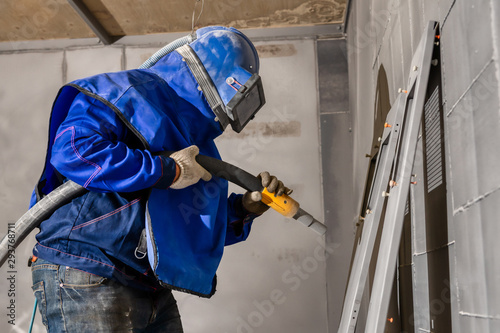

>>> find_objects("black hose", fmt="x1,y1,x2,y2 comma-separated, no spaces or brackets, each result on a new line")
195,154,263,192
0,181,87,267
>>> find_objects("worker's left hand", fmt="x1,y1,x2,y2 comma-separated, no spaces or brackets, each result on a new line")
242,171,292,215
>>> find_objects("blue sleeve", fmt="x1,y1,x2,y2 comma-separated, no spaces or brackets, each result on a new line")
50,93,176,192
225,193,260,246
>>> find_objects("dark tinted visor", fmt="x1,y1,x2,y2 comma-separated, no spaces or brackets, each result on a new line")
226,74,266,133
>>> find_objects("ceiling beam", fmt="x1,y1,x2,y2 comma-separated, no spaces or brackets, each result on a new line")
67,0,121,45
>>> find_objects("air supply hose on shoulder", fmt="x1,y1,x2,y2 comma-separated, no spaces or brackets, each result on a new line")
0,154,326,268
138,34,195,69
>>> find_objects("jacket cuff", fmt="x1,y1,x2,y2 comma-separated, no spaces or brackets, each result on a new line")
230,196,259,236
153,156,177,189
234,195,259,217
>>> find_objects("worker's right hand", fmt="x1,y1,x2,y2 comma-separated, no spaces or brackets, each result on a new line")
168,145,212,189
242,171,292,215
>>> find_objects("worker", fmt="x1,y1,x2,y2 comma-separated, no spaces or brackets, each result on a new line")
29,26,290,332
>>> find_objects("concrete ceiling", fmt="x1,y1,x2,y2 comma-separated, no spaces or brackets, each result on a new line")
1,0,347,44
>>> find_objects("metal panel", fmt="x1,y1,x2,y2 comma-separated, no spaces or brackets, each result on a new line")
452,188,500,330
317,38,354,332
445,93,479,206
440,0,493,109
370,0,391,60
446,242,461,333
339,23,438,333
445,59,500,212
470,61,500,198
398,0,413,83
398,200,414,333
408,0,424,53
411,138,432,332
322,112,355,330
364,21,437,333
390,15,405,94
375,36,396,104
420,42,452,331
346,0,500,332
346,0,378,216
479,190,500,318
458,315,491,333
422,0,440,24
454,205,489,316
318,39,349,112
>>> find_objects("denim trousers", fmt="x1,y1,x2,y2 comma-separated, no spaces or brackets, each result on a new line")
31,258,184,332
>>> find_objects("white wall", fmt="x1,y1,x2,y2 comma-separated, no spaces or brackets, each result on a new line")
0,36,328,332
0,50,64,333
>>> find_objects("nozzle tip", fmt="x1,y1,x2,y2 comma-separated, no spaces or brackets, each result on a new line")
310,220,327,235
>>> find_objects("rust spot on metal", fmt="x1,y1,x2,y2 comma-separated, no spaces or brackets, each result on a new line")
256,44,297,58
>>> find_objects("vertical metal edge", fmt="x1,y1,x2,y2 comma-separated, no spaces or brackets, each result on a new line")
440,30,462,333
410,135,432,331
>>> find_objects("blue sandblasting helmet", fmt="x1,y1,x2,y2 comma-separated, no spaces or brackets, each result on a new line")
140,26,265,133
176,26,265,133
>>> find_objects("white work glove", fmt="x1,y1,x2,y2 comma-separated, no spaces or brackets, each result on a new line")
242,171,292,215
169,145,212,189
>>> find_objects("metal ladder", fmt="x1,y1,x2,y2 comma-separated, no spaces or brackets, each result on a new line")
338,21,439,333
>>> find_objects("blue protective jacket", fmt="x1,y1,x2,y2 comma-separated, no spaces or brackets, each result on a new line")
32,49,256,297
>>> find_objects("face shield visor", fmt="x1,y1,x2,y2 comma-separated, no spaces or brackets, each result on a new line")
176,27,265,133
224,74,265,132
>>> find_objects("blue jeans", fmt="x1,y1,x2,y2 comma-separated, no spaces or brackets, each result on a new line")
31,258,183,332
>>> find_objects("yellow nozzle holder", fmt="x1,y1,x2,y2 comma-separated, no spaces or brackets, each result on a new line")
260,187,300,218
